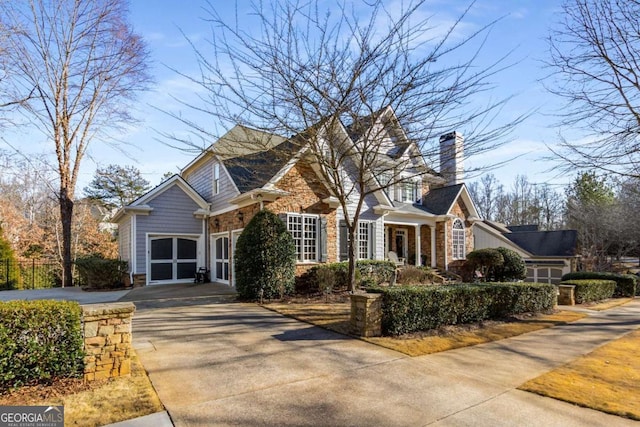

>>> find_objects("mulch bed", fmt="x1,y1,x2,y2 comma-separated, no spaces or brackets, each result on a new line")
0,377,101,405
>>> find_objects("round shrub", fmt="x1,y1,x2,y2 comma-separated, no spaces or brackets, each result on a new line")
466,248,503,280
493,247,526,282
234,210,296,300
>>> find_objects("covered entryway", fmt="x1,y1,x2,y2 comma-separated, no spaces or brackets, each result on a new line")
149,236,200,285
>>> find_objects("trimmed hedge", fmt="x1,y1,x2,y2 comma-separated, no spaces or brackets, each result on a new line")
303,260,396,292
372,282,556,335
0,300,84,390
561,272,637,297
75,255,128,289
560,279,616,304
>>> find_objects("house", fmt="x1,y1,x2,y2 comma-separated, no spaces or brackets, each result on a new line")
474,221,579,284
114,107,481,286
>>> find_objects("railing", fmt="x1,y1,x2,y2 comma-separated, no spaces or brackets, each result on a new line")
0,259,68,290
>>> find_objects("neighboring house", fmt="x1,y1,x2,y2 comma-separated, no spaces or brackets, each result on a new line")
114,107,480,286
474,221,579,284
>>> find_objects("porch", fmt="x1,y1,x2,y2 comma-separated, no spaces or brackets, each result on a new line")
384,223,438,268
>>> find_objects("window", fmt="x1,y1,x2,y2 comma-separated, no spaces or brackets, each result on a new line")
452,218,465,260
287,213,318,262
379,172,393,200
400,180,419,202
358,222,370,259
213,164,220,195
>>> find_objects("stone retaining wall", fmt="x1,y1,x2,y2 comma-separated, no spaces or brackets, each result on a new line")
81,302,135,382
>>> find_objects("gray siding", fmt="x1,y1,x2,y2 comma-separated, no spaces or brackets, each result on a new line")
184,157,240,211
135,185,205,273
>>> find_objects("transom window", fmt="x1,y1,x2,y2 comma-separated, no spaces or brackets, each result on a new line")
452,218,465,260
287,214,318,262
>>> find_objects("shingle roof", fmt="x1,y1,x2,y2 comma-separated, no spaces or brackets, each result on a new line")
421,184,463,215
504,230,578,257
507,224,539,232
222,139,301,193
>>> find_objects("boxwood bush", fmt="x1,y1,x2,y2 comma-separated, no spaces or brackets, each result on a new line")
235,210,296,300
302,260,396,292
560,279,616,304
0,300,84,390
371,283,556,336
561,272,637,297
75,254,128,289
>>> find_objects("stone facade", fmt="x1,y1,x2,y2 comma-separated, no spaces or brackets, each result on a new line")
209,161,338,281
82,302,135,382
350,293,382,337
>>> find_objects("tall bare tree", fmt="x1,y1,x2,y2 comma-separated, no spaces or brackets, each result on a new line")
546,0,640,177
0,0,150,286
172,0,524,291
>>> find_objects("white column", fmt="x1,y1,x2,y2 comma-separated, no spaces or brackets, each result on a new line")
430,225,436,268
415,225,421,266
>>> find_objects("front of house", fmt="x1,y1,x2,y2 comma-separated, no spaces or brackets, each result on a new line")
114,108,481,286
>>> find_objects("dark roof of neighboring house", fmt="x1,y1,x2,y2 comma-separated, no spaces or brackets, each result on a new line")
507,224,539,232
504,230,578,257
222,139,301,193
421,184,463,215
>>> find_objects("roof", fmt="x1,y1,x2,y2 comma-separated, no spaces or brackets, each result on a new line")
222,139,302,193
421,184,464,215
507,224,539,232
505,230,578,257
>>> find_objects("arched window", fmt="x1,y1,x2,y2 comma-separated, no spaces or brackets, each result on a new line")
452,218,465,260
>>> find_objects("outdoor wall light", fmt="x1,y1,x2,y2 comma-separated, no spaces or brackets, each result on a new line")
237,211,244,222
214,218,219,228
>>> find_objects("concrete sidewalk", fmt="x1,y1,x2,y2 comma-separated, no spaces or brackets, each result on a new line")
133,298,640,426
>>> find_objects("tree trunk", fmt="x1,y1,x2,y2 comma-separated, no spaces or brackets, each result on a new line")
348,226,357,293
59,190,74,288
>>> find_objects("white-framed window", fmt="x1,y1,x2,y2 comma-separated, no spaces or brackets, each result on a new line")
213,163,220,195
400,180,419,202
287,213,318,262
452,218,465,260
358,221,370,259
379,172,393,200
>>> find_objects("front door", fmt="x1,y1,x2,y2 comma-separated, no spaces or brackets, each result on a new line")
211,234,230,284
149,237,198,284
395,229,407,259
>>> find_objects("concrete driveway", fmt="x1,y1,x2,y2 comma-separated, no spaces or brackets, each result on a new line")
132,296,640,426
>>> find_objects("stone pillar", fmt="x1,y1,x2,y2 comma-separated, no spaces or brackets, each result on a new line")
350,293,382,337
82,302,135,382
557,285,575,306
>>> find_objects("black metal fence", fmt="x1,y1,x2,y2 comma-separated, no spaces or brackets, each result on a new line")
0,259,65,290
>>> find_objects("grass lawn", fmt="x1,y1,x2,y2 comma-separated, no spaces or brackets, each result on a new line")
264,302,587,356
0,350,163,426
519,328,640,421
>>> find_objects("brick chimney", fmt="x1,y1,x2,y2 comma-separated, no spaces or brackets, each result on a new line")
439,131,464,186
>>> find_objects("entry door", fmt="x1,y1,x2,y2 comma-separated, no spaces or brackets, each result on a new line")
211,235,230,283
395,229,407,259
149,237,198,283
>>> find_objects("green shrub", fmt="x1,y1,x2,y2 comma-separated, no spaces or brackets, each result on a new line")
466,248,504,280
561,272,636,297
560,279,616,303
397,265,438,285
493,247,527,282
304,260,395,292
373,282,556,335
235,210,296,300
0,300,84,390
75,254,128,289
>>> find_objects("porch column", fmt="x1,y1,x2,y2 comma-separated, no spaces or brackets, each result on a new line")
414,225,421,266
430,226,436,268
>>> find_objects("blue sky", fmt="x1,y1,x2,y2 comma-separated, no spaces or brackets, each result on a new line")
32,1,581,192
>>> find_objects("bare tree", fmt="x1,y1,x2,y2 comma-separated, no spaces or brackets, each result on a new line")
546,0,640,177
0,0,150,286
172,0,524,291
